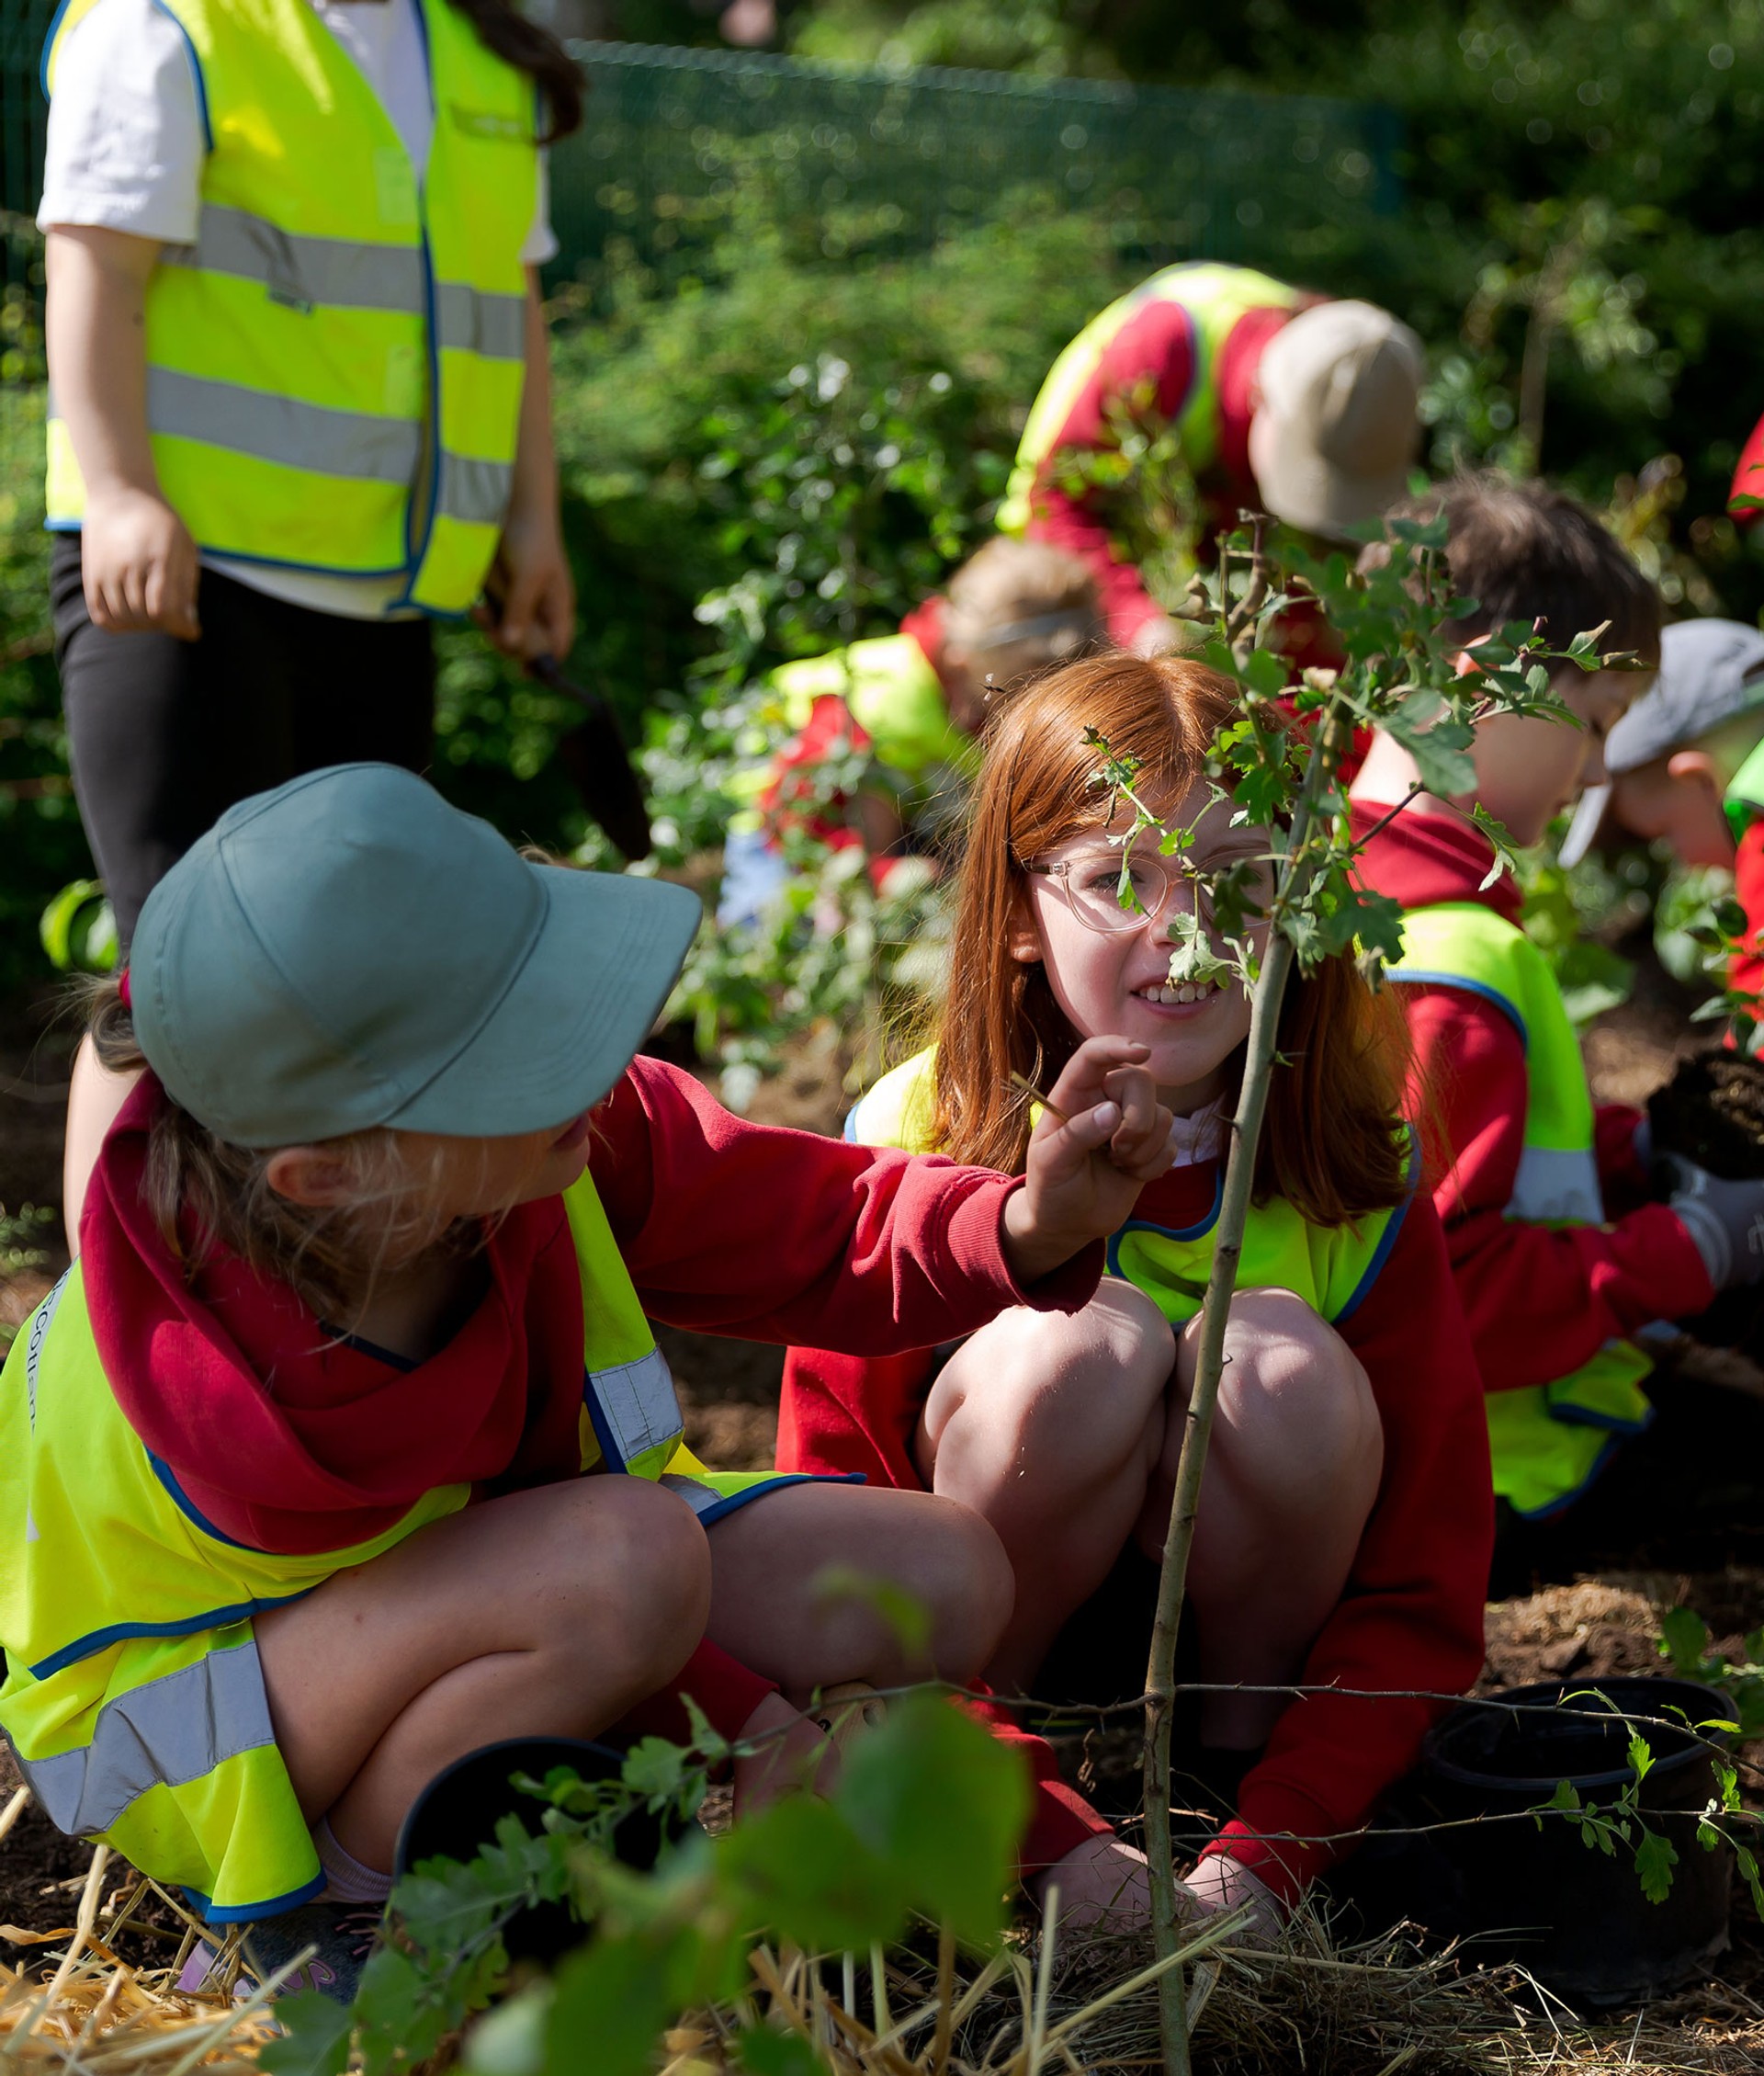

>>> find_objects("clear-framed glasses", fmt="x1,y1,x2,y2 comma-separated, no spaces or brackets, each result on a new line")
1026,848,1271,936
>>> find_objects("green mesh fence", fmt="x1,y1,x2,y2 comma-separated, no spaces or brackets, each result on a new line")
550,40,1399,287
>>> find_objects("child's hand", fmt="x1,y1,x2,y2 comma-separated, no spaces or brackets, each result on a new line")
731,1692,837,1815
82,484,200,640
1001,1037,1176,1286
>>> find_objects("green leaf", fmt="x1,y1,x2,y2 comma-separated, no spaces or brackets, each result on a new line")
1626,1730,1654,1785
545,1924,700,2076
1635,1827,1680,1904
719,1788,908,1949
258,1991,354,2076
736,2029,826,2075
1658,1605,1711,1675
464,1984,553,2076
1239,646,1289,700
834,1694,1028,1946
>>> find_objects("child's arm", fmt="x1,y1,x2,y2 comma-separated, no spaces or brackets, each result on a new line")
1407,983,1714,1390
45,226,199,639
593,1043,1173,1348
477,267,574,664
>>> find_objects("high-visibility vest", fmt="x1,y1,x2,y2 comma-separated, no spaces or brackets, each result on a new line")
998,263,1301,537
42,0,536,615
1724,738,1764,840
728,633,980,834
848,1045,1407,1332
1387,902,1656,1519
0,1170,799,1922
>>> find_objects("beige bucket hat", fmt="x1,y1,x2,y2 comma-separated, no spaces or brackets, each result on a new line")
1246,301,1425,539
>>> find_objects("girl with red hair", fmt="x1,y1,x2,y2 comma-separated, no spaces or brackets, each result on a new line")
779,652,1494,1929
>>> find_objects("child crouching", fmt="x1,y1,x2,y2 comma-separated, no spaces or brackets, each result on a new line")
0,763,1177,1947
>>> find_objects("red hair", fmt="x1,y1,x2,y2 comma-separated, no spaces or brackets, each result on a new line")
925,652,1411,1227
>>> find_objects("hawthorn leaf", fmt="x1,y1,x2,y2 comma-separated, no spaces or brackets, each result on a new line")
258,1992,354,2076
1635,1827,1679,1904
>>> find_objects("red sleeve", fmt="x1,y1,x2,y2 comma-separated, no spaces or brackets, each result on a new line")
1201,1193,1493,1900
1593,1103,1649,1216
591,1058,1102,1350
1022,300,1199,649
1728,820,1764,1013
1401,985,1713,1390
757,692,870,850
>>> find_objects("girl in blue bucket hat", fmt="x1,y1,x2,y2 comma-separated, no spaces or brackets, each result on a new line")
0,763,1175,1977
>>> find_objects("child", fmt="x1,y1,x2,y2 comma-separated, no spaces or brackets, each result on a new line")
718,539,1099,925
1558,618,1764,1027
1349,479,1764,1529
0,763,1179,1959
778,654,1495,1931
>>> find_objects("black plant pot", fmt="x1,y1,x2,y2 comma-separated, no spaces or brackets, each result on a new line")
1415,1677,1733,2006
393,1736,677,1968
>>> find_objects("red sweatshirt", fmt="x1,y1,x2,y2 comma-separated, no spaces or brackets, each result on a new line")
1351,801,1716,1391
82,1061,1102,1744
1730,818,1764,1015
778,1170,1494,1901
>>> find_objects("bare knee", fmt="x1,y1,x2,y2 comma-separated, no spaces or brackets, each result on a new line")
1212,1289,1383,1496
547,1479,712,1696
921,1501,1016,1681
933,1282,1176,1496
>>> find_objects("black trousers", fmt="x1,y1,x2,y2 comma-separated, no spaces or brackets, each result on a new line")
52,536,435,948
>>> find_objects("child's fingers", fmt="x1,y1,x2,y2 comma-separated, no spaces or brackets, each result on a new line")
1046,1036,1152,1117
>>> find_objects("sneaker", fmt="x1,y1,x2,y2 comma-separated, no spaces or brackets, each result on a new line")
239,1901,384,2003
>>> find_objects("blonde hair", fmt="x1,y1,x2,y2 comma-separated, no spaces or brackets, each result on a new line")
84,975,451,1320
944,539,1100,675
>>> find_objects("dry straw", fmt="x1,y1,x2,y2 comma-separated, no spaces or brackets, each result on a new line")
5,1787,1764,2074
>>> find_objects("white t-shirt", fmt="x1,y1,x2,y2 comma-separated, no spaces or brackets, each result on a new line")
40,0,559,620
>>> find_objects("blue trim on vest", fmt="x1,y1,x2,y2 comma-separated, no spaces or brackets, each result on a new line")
1547,1395,1656,1440
1387,968,1527,1047
182,1868,328,1927
582,1366,628,1473
148,1454,260,1551
392,0,446,613
29,1591,317,1682
320,1325,419,1373
1104,1166,1226,1277
690,1471,861,1527
40,0,75,98
1505,1432,1627,1523
1333,1140,1420,1326
144,0,215,152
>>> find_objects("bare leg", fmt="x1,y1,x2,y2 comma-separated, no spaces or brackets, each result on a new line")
919,1281,1175,1693
254,1477,710,1870
62,1034,140,1254
702,1482,1013,1696
1135,1287,1384,1749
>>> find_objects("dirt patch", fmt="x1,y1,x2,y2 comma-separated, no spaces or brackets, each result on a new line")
1649,1052,1764,1180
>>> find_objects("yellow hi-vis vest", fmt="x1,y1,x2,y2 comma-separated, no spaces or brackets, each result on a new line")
1724,737,1764,841
42,0,536,615
0,1172,796,1923
998,263,1301,537
1386,902,1656,1519
727,633,979,836
847,1046,1408,1333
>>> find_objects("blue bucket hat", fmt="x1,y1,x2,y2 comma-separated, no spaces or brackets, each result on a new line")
129,764,702,1147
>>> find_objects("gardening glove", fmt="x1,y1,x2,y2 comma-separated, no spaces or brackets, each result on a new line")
1660,1153,1764,1291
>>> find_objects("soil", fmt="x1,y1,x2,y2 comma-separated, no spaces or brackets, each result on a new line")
7,967,1764,2041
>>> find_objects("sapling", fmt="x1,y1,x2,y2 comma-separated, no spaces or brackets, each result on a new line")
1085,506,1635,2076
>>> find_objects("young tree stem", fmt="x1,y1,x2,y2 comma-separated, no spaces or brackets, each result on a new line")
1141,702,1349,2075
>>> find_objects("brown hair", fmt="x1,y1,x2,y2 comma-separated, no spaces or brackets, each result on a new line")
927,652,1412,1228
85,978,447,1321
1366,474,1662,667
447,0,585,143
944,539,1101,673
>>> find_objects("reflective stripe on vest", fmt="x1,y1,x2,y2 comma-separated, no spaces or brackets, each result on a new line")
998,264,1300,536
850,1044,1404,1326
562,1169,685,1481
16,1635,272,1838
42,0,536,614
1387,901,1655,1517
